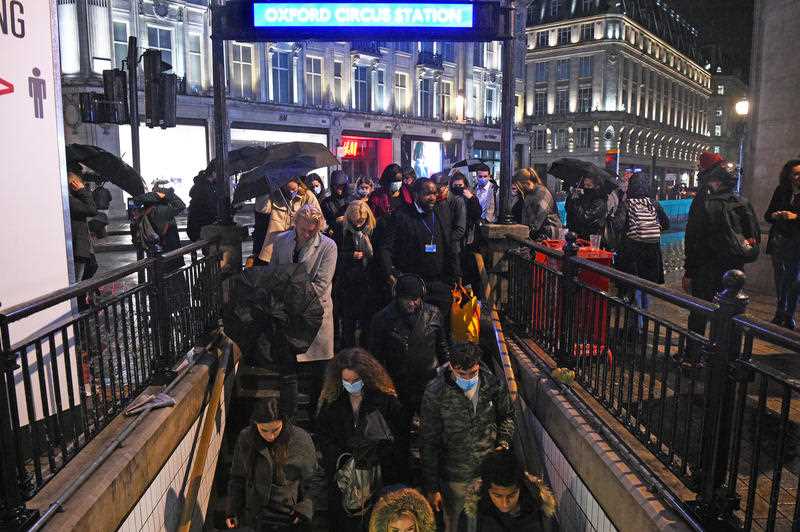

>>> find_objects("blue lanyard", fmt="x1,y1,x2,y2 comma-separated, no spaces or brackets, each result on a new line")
421,212,436,240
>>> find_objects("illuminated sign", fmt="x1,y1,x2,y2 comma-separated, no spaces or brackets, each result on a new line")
342,141,360,158
253,2,474,29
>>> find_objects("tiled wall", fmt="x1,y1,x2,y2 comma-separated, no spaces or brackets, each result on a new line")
521,402,618,532
117,395,228,532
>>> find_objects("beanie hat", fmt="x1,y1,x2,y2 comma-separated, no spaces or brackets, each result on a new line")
251,398,282,424
330,170,350,187
699,152,724,173
395,275,425,299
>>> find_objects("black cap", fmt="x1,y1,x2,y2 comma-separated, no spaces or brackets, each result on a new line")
395,275,425,299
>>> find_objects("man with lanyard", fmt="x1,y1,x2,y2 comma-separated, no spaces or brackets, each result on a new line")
380,177,460,318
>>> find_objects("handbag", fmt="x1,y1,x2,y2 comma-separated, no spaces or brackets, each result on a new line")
451,283,481,344
335,452,382,516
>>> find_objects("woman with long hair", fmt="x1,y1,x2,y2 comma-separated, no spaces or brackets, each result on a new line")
226,398,317,531
257,176,325,264
317,348,409,532
511,168,562,241
369,487,436,532
369,163,404,219
765,159,800,329
333,201,377,347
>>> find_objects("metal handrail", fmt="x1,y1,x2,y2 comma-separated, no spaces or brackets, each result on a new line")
733,313,800,354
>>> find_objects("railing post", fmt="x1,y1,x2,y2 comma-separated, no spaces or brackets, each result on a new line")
557,232,580,367
150,256,174,383
0,321,38,530
696,270,748,527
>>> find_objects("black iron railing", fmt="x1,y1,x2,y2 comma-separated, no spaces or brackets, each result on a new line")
0,238,223,528
504,233,799,532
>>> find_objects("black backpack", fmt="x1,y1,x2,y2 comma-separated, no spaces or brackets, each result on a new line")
705,192,761,263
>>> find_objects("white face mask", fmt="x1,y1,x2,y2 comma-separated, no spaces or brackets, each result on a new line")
390,182,402,192
313,185,322,195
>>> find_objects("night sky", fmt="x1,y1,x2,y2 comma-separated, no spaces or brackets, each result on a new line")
667,0,755,79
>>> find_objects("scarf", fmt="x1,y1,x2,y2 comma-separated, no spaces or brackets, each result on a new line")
344,221,374,262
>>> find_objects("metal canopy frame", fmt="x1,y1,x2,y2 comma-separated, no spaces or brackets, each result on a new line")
209,0,512,224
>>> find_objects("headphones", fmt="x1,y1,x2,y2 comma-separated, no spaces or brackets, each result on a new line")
392,273,427,299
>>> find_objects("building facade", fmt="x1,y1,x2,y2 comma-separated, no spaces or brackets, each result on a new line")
523,0,712,193
706,67,748,165
57,0,528,210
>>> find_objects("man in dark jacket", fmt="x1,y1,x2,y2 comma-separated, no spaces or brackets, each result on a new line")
683,159,756,338
565,176,607,240
380,178,460,317
320,170,350,231
369,274,450,413
131,188,186,270
187,168,217,242
67,164,98,283
420,343,515,532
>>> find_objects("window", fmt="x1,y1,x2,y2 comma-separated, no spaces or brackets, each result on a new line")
187,34,203,92
715,108,723,117
441,42,456,62
580,23,593,42
582,0,594,12
576,127,591,148
441,81,452,120
717,84,725,95
556,59,570,81
473,43,484,67
532,130,547,151
486,43,497,69
113,22,128,68
353,65,370,111
419,41,434,53
471,83,478,118
231,43,253,99
713,146,721,154
578,86,592,113
714,125,722,136
534,90,547,116
375,69,386,111
485,87,496,119
394,72,408,113
419,78,434,118
556,88,568,114
550,0,561,17
535,62,549,82
147,26,173,68
305,56,323,106
555,128,567,150
396,42,413,53
558,27,571,45
333,61,343,106
537,31,549,48
272,51,292,103
579,56,593,77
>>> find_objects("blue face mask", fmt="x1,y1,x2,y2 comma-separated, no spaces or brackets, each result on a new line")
455,374,479,391
357,187,370,198
342,379,364,394
476,177,489,188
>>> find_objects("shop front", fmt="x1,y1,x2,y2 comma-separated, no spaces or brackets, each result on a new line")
338,132,393,180
471,141,526,177
401,135,461,178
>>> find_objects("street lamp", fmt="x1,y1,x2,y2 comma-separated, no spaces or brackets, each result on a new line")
734,98,749,192
442,129,453,142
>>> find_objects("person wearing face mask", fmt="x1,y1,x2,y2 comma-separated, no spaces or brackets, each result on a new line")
317,348,410,532
226,398,317,531
380,178,461,318
511,168,562,241
258,177,325,264
564,175,608,241
321,170,352,231
369,163,405,219
355,176,376,202
400,167,417,208
458,450,556,532
450,173,484,298
420,343,515,532
368,275,450,415
473,163,498,224
305,172,327,200
334,201,378,348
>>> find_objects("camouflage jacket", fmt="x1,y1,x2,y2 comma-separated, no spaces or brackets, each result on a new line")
420,364,515,491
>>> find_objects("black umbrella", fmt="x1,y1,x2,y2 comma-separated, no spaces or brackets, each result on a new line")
223,263,324,368
206,145,271,177
232,142,339,203
547,158,620,192
66,144,145,195
451,157,499,172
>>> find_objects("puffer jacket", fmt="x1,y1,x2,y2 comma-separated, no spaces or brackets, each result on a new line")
226,423,317,527
420,364,515,491
368,301,450,412
369,488,436,532
258,189,326,263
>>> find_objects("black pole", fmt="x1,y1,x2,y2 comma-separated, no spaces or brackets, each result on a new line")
498,0,516,224
127,37,146,282
211,6,232,225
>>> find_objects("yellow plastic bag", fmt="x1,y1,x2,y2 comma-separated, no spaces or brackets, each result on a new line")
451,284,481,344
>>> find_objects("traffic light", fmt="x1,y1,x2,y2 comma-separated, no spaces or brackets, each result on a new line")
143,50,177,129
102,69,129,124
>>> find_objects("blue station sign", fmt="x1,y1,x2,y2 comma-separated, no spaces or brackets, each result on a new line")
213,0,507,43
253,3,475,29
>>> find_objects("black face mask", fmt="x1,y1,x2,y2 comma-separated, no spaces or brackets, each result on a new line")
451,186,465,196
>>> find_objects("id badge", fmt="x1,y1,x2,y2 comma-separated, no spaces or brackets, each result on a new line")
425,243,437,254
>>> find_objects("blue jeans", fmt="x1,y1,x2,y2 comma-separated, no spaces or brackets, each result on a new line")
773,257,800,319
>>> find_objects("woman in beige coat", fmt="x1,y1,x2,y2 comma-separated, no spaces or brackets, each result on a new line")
257,177,326,263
